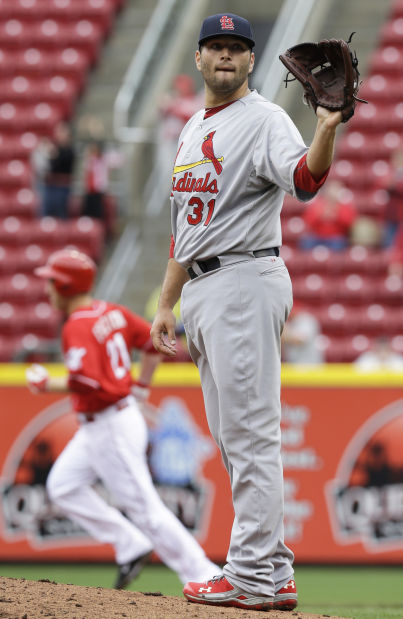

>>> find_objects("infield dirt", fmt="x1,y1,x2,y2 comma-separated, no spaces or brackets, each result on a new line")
0,575,351,618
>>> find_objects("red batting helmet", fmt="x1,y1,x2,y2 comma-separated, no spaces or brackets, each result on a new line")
34,249,96,297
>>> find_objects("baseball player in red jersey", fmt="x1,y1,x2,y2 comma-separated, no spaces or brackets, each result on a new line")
26,249,219,589
151,13,344,612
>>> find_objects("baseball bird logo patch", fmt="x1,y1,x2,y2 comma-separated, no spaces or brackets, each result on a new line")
326,399,403,551
220,15,235,31
173,131,223,182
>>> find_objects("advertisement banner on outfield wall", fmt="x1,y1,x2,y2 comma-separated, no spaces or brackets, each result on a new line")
0,364,402,563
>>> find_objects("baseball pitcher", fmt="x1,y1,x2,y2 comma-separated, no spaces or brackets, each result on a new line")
151,12,350,611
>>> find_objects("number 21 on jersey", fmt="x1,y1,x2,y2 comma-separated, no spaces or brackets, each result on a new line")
106,332,131,379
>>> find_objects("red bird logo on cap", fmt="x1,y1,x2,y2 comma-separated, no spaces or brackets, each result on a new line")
201,131,223,175
220,15,234,30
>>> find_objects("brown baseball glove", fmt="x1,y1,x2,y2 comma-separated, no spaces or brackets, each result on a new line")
279,34,367,122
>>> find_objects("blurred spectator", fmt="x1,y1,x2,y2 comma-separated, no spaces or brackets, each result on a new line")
144,285,191,362
354,336,403,371
281,303,324,365
76,114,106,142
349,215,382,248
42,121,75,219
31,137,52,206
81,140,108,220
300,180,357,250
379,147,403,248
156,74,204,190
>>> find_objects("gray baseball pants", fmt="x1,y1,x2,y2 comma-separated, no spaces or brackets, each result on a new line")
181,255,294,596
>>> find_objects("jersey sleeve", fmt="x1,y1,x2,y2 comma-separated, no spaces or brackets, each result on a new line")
253,110,308,197
293,153,330,201
62,321,101,393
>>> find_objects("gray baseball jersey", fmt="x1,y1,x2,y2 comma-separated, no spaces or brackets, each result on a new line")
170,89,315,596
171,90,308,266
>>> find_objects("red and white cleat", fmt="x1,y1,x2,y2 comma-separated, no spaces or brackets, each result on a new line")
183,575,274,610
274,578,298,610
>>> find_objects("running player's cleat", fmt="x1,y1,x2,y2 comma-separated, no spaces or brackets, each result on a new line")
183,575,274,610
274,578,298,610
114,551,152,590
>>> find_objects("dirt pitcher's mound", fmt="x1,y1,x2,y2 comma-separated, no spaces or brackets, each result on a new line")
0,576,350,618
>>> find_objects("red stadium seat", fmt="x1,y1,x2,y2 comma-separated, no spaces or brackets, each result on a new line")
0,159,31,188
64,216,105,261
334,273,377,305
26,20,104,64
331,158,391,191
20,302,61,338
0,75,79,117
0,245,49,275
316,303,359,336
379,17,403,46
347,187,390,219
354,304,399,336
370,45,403,75
281,216,306,247
0,48,19,76
336,131,403,162
0,302,23,335
280,246,309,275
302,245,347,275
0,0,115,34
8,48,90,93
0,216,33,245
340,246,389,275
50,48,90,90
0,187,38,217
0,132,40,162
323,334,372,363
11,332,58,362
0,246,13,274
391,0,403,17
6,244,52,273
358,74,403,103
292,273,331,304
375,274,403,305
0,334,21,361
349,101,403,133
0,102,64,134
0,272,46,303
29,217,71,248
0,19,32,49
285,245,342,276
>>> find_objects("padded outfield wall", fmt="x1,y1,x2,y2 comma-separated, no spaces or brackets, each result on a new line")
0,363,402,564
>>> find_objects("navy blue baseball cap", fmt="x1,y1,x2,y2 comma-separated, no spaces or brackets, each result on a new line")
198,13,255,49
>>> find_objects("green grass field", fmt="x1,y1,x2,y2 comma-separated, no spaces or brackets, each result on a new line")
0,563,402,618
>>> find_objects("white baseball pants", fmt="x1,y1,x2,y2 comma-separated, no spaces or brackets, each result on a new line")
181,255,294,596
46,397,218,583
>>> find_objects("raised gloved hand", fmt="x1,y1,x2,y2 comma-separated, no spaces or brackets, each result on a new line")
279,34,367,123
26,364,49,393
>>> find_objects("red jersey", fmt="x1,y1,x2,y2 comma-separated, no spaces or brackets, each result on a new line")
62,300,155,413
